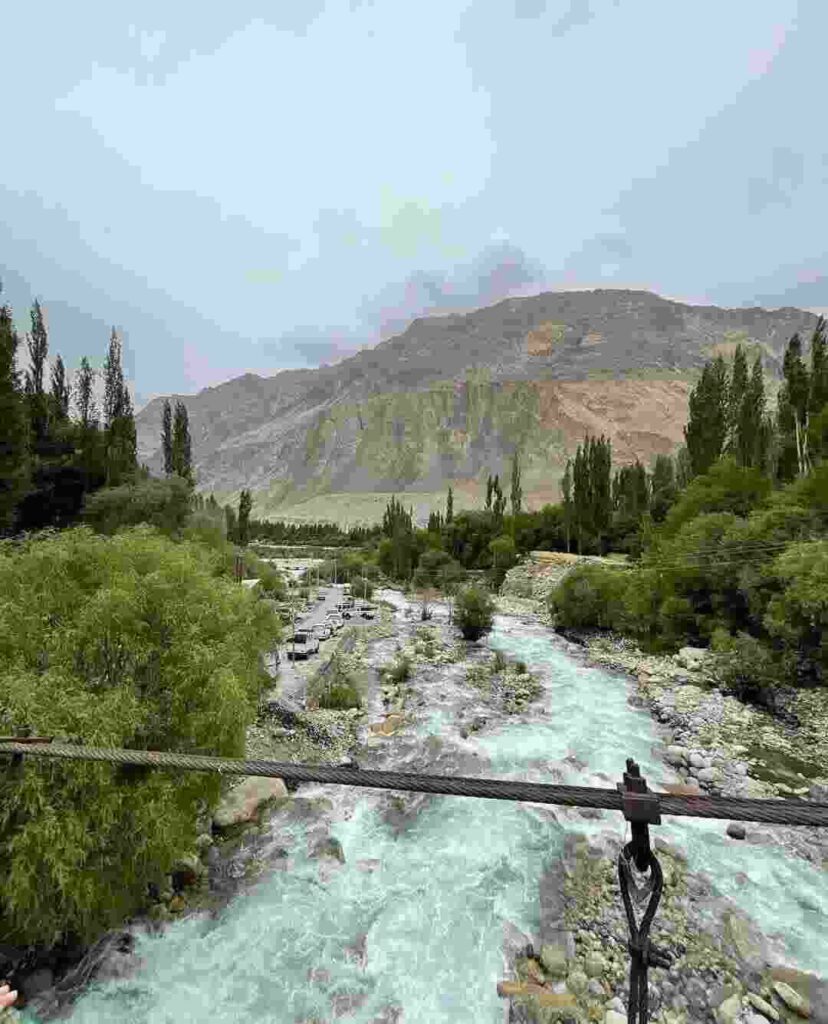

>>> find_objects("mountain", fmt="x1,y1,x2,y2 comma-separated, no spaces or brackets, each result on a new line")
134,289,819,525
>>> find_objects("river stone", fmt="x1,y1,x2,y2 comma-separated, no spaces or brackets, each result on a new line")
727,822,747,840
676,646,708,670
586,978,604,998
212,776,288,829
714,993,744,1024
539,943,568,980
772,980,811,1018
722,910,770,980
583,952,605,979
664,745,688,766
604,1013,626,1024
689,752,708,769
566,969,588,996
310,836,345,863
746,992,780,1021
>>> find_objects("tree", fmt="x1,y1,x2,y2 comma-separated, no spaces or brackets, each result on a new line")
649,454,676,524
684,357,729,478
561,460,573,553
510,449,523,518
224,504,237,544
446,485,454,524
161,400,174,476
82,476,193,538
49,353,70,422
725,344,749,458
675,445,693,491
25,299,50,442
0,303,30,532
735,353,769,471
491,474,507,525
102,328,137,487
237,489,253,547
488,533,517,590
74,357,97,429
0,524,279,948
172,400,193,483
776,332,811,482
485,474,494,511
454,585,495,641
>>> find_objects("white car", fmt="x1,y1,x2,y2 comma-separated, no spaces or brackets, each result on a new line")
312,623,332,640
286,631,320,659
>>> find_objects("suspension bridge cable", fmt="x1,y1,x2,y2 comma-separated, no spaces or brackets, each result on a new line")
1,741,827,827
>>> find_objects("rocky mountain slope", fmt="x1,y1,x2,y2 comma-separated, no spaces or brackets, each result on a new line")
135,289,817,522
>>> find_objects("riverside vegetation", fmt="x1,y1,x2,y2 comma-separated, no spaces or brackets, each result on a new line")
0,283,826,1019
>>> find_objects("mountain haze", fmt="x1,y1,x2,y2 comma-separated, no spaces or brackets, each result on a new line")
135,289,818,524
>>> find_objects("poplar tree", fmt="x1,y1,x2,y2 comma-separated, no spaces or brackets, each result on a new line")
0,302,30,531
74,357,97,429
807,316,828,423
736,353,769,471
170,401,193,483
491,474,506,524
161,400,174,476
510,449,522,517
50,354,70,421
726,345,748,458
485,474,493,511
684,356,729,478
237,489,252,547
25,299,49,442
776,332,811,482
102,328,137,486
649,454,676,523
561,459,573,553
446,485,454,524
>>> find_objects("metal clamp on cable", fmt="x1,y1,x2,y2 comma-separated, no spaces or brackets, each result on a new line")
617,758,673,1024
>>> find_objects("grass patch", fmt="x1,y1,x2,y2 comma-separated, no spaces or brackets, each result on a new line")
464,649,542,713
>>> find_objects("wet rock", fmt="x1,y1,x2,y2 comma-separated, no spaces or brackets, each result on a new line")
772,980,811,1018
746,991,780,1021
310,836,345,863
566,969,588,996
20,967,52,1001
714,992,744,1024
212,776,288,830
583,952,606,979
539,943,568,980
726,822,747,840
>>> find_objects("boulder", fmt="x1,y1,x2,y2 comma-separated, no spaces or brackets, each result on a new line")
212,776,289,830
726,822,747,840
676,646,709,670
714,993,744,1024
772,980,811,1019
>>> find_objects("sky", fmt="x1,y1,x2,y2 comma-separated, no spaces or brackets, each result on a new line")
1,0,826,411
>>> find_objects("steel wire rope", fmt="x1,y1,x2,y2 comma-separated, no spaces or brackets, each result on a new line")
1,742,827,827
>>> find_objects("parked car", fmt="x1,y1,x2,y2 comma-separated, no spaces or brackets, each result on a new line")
312,623,332,640
286,631,320,659
360,605,376,619
336,602,353,618
325,612,343,631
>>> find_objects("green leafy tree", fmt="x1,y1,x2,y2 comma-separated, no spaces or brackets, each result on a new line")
655,456,772,543
548,563,628,632
102,329,137,487
735,353,770,470
776,332,811,482
224,504,238,545
674,445,693,491
684,356,729,478
172,400,193,483
49,353,70,422
488,533,517,590
161,399,174,476
454,585,496,641
649,454,677,524
446,485,454,524
485,474,494,511
510,450,522,518
725,344,748,458
25,299,49,442
0,524,279,947
82,476,193,538
561,460,573,552
0,303,30,532
73,356,97,430
237,489,253,547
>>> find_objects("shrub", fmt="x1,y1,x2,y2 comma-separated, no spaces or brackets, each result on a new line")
492,650,509,673
82,475,193,538
713,631,787,710
381,653,412,686
350,575,374,600
0,525,278,947
312,653,364,710
547,564,628,632
455,586,496,641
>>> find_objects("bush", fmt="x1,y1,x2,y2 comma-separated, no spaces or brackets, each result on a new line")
547,564,628,632
713,631,787,710
82,475,193,538
381,653,412,686
455,586,496,640
350,575,374,600
312,652,364,709
0,525,279,947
